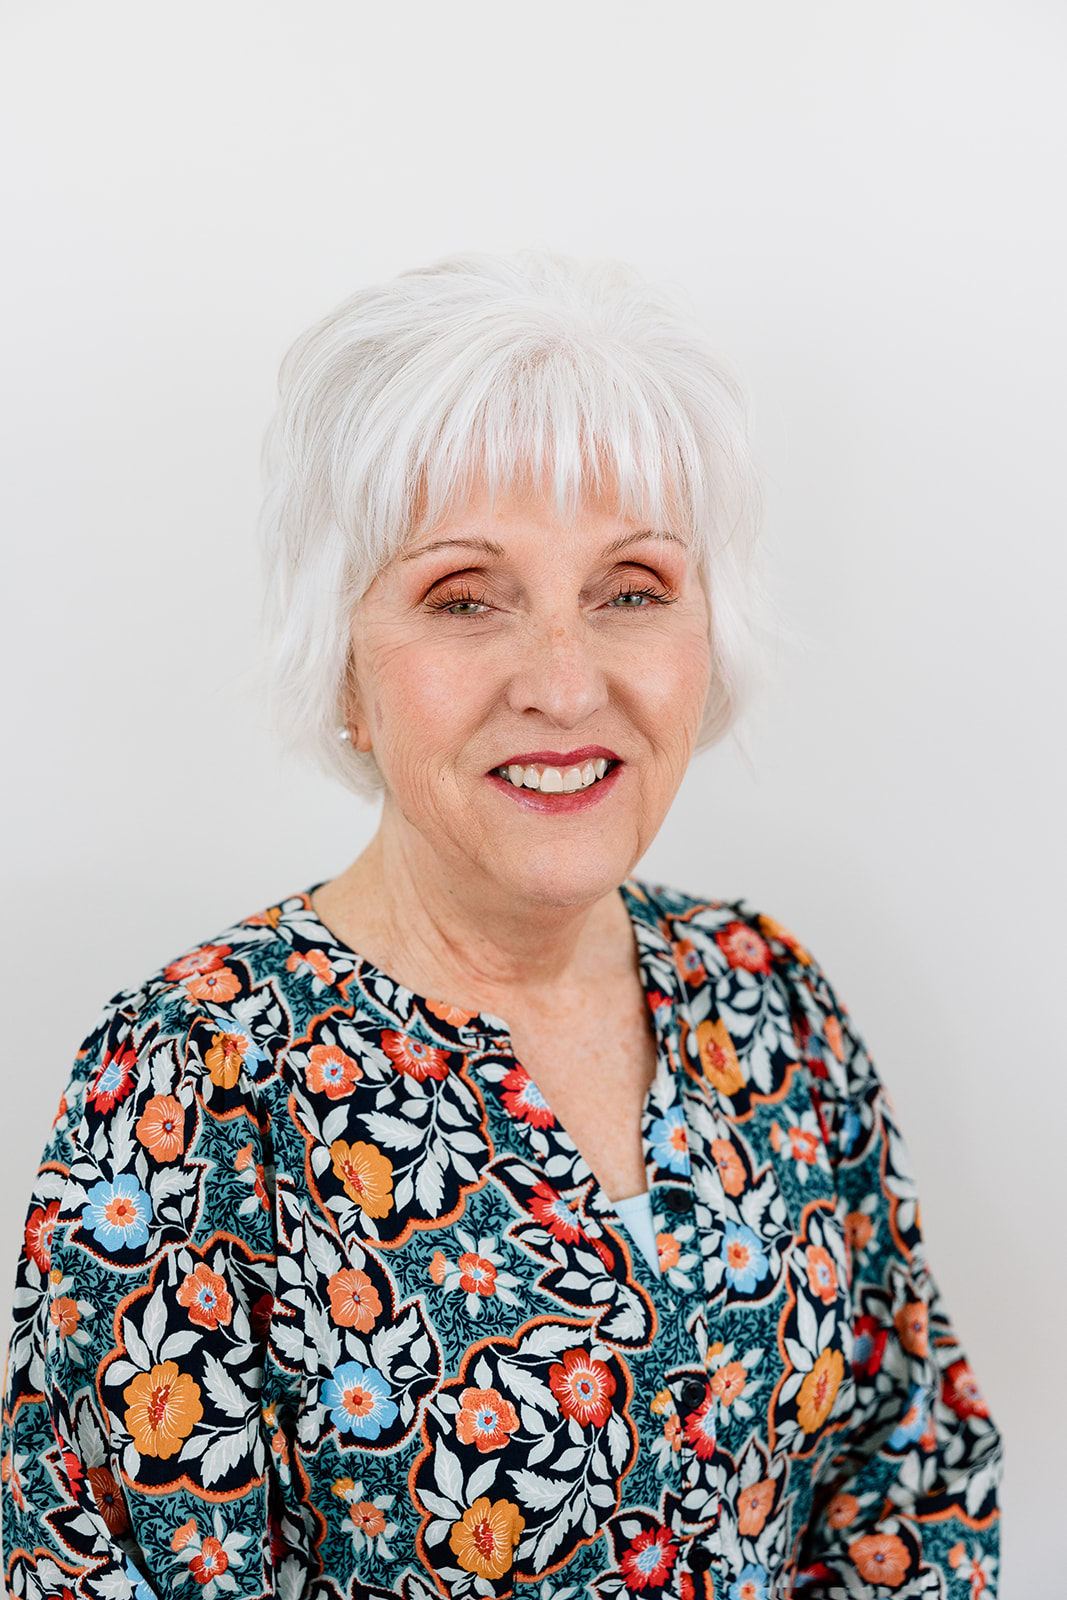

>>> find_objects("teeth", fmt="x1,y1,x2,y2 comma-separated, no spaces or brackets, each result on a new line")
497,760,614,792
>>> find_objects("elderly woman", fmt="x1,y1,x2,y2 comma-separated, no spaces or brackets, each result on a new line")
3,255,999,1600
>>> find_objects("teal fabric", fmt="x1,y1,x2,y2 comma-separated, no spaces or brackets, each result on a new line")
2,883,1000,1599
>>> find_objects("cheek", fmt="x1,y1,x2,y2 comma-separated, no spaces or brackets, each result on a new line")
367,643,494,767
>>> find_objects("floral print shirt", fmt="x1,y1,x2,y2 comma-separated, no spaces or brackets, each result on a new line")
2,883,1001,1600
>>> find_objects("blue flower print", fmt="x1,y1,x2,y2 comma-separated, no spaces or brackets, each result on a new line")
888,1384,928,1449
649,1106,690,1175
728,1565,769,1600
82,1175,152,1251
124,1558,157,1600
841,1107,861,1155
722,1222,770,1294
323,1361,398,1441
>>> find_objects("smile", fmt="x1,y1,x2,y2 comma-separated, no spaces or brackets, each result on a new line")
494,758,613,794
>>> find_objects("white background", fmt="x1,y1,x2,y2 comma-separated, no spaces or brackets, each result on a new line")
1,3,1064,1592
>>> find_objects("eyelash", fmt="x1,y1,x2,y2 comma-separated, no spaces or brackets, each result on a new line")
424,581,674,615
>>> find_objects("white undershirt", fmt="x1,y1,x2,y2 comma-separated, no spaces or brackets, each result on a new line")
612,1192,662,1277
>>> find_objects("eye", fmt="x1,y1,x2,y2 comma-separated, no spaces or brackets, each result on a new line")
425,584,492,615
607,582,672,608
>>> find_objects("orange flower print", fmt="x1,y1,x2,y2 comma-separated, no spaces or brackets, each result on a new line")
86,1467,128,1537
656,1233,681,1271
823,1014,845,1062
381,1030,450,1083
176,1264,233,1330
456,1387,520,1452
796,1348,844,1434
845,1210,873,1253
204,1032,245,1089
848,1533,910,1586
663,1413,681,1451
330,1140,394,1218
285,949,335,985
715,920,772,974
650,1389,673,1416
171,1518,198,1551
457,1253,497,1296
672,938,707,986
449,1497,525,1580
327,1268,382,1331
234,1144,254,1172
49,1297,80,1338
306,1044,362,1100
710,1138,746,1196
189,1535,229,1585
827,1492,859,1529
694,1018,744,1096
894,1301,929,1358
164,944,230,983
429,1250,448,1285
549,1348,617,1427
756,915,812,964
426,999,475,1026
805,1245,838,1306
24,1201,59,1274
135,1095,185,1161
123,1361,203,1458
185,967,242,1005
710,1361,747,1407
772,1123,819,1165
349,1501,386,1536
737,1477,774,1536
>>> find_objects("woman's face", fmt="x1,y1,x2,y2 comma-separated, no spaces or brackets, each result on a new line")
348,481,712,911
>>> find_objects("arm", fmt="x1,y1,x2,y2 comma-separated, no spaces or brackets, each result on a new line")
768,929,1001,1597
3,989,279,1600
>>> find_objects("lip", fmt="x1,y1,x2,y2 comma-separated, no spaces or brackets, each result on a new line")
490,745,620,770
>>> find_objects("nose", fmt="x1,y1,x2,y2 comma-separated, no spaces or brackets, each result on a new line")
505,615,609,730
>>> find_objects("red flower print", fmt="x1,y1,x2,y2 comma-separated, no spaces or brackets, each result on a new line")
715,921,772,974
87,1046,138,1113
756,914,812,964
737,1477,774,1535
805,1245,838,1306
185,966,242,1004
177,1263,234,1330
189,1535,230,1585
87,1466,128,1536
710,1138,746,1196
549,1347,616,1427
456,1386,520,1452
894,1301,929,1358
381,1030,449,1082
306,1044,362,1100
249,1293,273,1344
852,1314,888,1378
620,1526,677,1591
848,1533,910,1586
164,944,231,983
25,1201,60,1274
942,1361,989,1419
823,1014,845,1062
457,1253,497,1296
528,1181,584,1244
682,1393,716,1459
135,1095,185,1161
500,1065,555,1128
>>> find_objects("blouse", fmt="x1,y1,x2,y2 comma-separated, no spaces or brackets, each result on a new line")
1,882,1001,1600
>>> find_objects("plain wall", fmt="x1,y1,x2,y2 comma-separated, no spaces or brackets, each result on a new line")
1,3,1064,1594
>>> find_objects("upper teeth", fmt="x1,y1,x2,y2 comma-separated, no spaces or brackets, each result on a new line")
499,759,610,793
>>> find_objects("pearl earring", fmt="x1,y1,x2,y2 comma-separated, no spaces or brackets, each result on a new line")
338,726,351,743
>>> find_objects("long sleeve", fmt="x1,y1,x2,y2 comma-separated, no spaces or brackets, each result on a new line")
2,985,278,1600
779,941,1002,1596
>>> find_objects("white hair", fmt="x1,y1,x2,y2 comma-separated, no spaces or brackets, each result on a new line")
260,251,763,796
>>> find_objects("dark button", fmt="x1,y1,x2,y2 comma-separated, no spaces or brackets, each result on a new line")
661,1187,692,1214
687,1545,713,1574
681,1377,707,1409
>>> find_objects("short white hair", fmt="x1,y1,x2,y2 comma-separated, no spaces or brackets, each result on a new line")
260,252,763,796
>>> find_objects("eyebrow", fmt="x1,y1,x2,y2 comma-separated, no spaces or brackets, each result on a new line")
402,529,685,563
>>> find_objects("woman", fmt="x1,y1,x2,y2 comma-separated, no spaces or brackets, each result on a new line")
2,255,1000,1600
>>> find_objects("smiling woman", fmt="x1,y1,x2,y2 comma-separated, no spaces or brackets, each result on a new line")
2,254,1000,1600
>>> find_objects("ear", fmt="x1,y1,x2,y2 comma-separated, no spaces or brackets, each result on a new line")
341,656,375,754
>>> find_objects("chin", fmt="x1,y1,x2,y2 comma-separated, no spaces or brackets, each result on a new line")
487,839,637,910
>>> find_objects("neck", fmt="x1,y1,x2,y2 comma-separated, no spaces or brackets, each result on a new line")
313,801,635,1014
